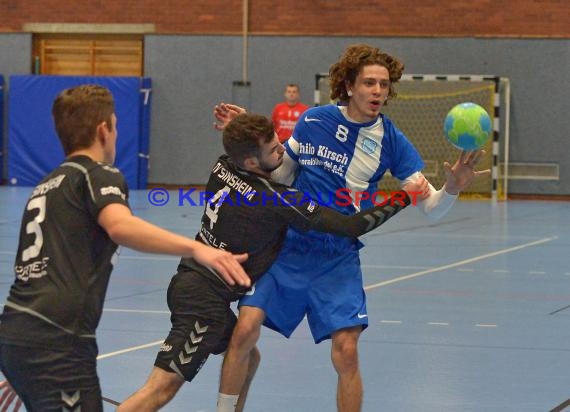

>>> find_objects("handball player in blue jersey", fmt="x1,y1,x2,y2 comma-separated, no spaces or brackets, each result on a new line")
215,44,489,412
117,113,424,412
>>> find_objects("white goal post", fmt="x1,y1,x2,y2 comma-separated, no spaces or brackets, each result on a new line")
314,73,510,201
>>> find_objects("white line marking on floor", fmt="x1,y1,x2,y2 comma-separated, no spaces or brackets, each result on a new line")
103,308,169,314
362,264,428,270
364,236,557,291
118,255,179,261
428,322,449,326
99,239,554,361
475,324,497,328
97,340,163,360
529,271,546,275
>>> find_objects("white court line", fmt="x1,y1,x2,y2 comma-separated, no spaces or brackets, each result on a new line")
117,255,179,261
97,340,163,360
362,264,428,270
99,236,557,360
0,251,178,260
364,236,558,291
98,310,167,361
103,308,169,314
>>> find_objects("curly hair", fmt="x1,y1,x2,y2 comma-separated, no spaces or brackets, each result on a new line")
329,44,405,104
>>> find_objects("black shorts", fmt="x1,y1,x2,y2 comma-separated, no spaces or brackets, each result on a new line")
0,339,102,412
154,270,236,382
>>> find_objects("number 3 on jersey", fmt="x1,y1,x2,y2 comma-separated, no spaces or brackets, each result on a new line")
205,186,230,230
22,196,46,262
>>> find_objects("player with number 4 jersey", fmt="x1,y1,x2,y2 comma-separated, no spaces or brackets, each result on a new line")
116,113,426,412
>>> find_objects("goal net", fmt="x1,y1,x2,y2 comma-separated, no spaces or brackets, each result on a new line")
314,74,509,200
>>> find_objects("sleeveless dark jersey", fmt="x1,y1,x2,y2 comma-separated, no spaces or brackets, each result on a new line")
0,155,130,348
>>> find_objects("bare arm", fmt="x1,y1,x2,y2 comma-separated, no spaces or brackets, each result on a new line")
98,203,250,288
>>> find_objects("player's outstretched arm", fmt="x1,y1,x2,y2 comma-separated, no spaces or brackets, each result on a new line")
312,194,411,238
297,176,428,237
98,203,250,288
310,183,428,238
0,381,22,412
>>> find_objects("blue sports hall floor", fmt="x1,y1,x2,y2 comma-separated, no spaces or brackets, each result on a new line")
1,186,569,412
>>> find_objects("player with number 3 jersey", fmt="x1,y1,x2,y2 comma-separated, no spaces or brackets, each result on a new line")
0,85,250,412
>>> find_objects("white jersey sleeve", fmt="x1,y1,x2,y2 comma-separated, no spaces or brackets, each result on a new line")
271,137,299,185
402,172,457,221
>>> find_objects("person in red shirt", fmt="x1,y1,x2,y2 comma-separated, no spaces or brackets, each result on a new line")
271,84,309,143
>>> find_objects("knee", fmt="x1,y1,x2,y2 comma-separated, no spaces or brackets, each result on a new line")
118,369,183,411
143,370,183,406
228,324,259,355
331,330,360,374
229,313,263,350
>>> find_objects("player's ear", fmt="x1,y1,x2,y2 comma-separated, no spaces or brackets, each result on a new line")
95,121,107,143
242,156,259,171
96,120,112,146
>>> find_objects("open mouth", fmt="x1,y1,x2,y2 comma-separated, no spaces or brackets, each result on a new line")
370,100,381,110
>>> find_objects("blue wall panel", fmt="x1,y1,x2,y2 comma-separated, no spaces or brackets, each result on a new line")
0,75,4,182
7,75,150,189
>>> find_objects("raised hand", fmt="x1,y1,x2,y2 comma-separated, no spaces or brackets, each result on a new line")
213,102,247,131
443,150,490,195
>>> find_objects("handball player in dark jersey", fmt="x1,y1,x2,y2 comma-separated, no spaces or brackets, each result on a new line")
117,113,428,411
0,85,250,412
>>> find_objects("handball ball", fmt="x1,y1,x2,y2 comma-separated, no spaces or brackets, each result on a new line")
443,102,492,151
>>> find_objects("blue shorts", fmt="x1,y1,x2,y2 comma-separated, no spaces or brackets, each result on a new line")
239,229,368,343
